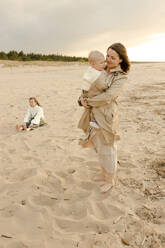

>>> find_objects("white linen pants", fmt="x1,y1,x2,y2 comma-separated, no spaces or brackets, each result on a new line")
98,142,117,174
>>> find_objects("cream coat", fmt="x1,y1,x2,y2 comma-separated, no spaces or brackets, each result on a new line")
78,66,127,148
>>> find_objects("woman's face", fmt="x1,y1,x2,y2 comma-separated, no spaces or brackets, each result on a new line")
29,99,36,108
106,48,122,69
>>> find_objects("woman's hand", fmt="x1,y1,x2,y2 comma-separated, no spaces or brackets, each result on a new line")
80,98,90,109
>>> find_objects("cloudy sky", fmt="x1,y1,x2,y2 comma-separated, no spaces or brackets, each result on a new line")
0,0,165,61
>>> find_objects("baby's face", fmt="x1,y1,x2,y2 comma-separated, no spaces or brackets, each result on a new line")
91,56,106,71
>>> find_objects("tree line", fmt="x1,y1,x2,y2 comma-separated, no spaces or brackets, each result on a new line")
0,50,88,62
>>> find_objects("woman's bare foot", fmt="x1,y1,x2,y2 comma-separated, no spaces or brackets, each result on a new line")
100,183,114,193
100,169,116,193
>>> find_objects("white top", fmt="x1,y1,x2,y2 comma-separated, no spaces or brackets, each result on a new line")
82,66,101,91
24,105,45,125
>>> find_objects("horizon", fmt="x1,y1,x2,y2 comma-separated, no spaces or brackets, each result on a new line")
0,49,165,63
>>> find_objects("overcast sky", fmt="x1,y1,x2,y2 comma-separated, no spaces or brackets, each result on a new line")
0,0,165,59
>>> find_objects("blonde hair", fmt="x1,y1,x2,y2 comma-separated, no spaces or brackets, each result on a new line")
88,50,104,64
29,97,42,106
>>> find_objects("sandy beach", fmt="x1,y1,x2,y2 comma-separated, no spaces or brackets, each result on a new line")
0,60,164,248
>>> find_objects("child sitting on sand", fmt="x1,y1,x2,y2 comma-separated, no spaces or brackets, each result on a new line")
16,97,45,131
78,50,107,132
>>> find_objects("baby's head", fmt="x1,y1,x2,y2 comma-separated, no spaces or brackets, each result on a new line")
88,51,105,71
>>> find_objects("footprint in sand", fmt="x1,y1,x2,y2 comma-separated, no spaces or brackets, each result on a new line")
0,204,20,218
55,170,68,179
53,200,87,220
153,81,165,87
153,108,165,116
61,186,91,202
39,174,63,193
55,170,76,186
8,148,16,154
77,181,96,191
88,201,125,221
31,193,60,208
71,167,90,181
21,156,42,164
0,142,6,149
68,156,85,162
55,217,109,234
6,241,30,248
7,167,47,183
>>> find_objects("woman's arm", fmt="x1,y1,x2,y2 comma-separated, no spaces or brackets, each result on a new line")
78,90,88,106
86,76,127,107
79,97,90,108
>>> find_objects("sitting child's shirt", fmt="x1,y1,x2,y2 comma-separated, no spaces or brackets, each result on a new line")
24,105,45,125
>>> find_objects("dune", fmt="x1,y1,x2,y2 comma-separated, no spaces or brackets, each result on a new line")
0,60,164,248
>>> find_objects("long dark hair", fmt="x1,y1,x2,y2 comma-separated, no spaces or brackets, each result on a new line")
107,43,131,73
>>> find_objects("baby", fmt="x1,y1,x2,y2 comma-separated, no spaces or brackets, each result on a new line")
78,50,107,131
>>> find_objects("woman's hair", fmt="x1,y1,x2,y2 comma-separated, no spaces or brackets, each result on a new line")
107,43,131,73
29,97,42,106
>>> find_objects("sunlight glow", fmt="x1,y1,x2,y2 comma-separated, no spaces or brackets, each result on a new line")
128,33,165,62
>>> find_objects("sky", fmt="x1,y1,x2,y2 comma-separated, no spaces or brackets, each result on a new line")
0,0,165,61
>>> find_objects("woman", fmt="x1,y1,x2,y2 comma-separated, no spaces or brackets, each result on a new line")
79,43,130,193
16,97,45,131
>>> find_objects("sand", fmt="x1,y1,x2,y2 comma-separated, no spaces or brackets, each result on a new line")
0,60,164,248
